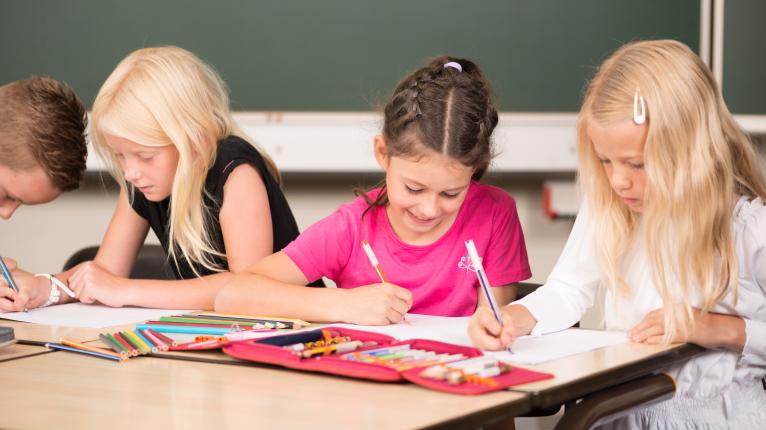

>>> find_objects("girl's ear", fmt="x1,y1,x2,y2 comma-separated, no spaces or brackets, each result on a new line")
373,135,390,171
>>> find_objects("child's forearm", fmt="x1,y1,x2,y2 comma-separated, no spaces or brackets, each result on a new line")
215,273,345,322
120,272,234,310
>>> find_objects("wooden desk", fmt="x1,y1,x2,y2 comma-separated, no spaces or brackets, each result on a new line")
0,320,135,345
0,342,51,362
0,352,530,430
511,342,703,407
510,341,704,428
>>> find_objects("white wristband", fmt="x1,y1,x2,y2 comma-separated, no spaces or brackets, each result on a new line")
34,273,75,307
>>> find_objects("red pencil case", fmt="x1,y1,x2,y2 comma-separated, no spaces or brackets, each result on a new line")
222,326,553,394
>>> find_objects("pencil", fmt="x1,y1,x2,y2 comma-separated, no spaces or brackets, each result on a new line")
133,329,158,353
0,256,19,293
98,333,130,359
61,338,126,361
141,329,169,351
361,240,409,322
145,329,178,347
361,240,389,282
47,342,124,362
124,330,151,354
135,324,236,336
121,330,150,354
112,331,139,356
195,312,309,328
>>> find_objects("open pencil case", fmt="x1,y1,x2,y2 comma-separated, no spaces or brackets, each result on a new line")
223,326,553,395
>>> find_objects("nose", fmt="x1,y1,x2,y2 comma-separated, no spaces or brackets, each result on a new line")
123,159,141,183
418,194,440,219
0,201,20,220
609,165,633,192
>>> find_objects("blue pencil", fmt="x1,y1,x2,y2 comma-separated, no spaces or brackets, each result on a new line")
135,324,236,335
46,342,123,362
0,256,19,293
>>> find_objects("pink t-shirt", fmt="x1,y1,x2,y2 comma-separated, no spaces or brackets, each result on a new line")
283,181,532,316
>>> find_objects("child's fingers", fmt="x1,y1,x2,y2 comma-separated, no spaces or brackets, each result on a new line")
631,323,664,342
389,285,413,308
390,296,410,317
467,308,508,350
385,307,405,324
2,257,17,271
0,288,18,312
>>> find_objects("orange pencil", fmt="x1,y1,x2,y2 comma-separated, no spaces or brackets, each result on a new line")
61,338,127,361
361,240,389,282
361,240,408,323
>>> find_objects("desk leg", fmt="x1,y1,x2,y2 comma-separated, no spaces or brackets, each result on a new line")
553,373,675,430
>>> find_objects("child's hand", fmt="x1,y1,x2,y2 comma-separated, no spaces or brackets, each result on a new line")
0,286,29,312
629,307,746,351
339,283,413,325
468,304,536,350
69,262,130,308
0,268,51,311
2,257,17,271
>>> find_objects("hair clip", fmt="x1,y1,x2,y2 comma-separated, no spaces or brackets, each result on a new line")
443,61,462,72
633,88,646,125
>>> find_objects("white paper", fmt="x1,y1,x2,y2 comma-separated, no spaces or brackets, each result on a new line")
333,313,628,364
0,303,195,328
487,329,628,364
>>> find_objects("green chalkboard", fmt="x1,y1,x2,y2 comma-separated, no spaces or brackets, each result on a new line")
1,0,699,111
723,0,766,114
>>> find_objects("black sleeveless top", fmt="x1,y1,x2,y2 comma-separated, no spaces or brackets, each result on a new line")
131,135,300,280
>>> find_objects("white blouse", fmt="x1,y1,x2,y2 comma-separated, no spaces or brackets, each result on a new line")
515,196,766,429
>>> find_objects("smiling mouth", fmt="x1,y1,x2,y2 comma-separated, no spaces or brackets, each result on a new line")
408,211,437,224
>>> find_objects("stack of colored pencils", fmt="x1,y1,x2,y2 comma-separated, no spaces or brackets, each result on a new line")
98,328,177,358
134,313,309,335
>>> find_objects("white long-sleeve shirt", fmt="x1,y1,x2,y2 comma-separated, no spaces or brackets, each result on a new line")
515,196,766,429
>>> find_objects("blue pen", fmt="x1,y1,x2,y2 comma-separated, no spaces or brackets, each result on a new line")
0,256,19,293
465,239,513,353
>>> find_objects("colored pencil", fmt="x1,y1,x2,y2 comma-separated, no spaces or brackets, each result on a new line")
0,256,19,293
47,342,123,362
98,334,130,359
61,338,126,361
135,324,236,336
361,240,389,282
141,329,169,351
195,312,309,327
133,329,158,353
113,332,139,356
122,330,150,354
145,329,178,347
144,321,274,329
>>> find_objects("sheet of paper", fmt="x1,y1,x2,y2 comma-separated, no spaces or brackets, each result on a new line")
332,313,628,364
0,303,195,329
487,329,628,365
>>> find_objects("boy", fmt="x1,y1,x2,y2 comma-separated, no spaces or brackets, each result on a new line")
0,76,88,219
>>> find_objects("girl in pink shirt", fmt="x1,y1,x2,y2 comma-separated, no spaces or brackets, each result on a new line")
216,56,531,324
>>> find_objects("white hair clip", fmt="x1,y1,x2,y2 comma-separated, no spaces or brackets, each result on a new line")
443,61,462,72
633,88,646,125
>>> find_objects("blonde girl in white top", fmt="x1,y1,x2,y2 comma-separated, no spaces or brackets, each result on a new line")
469,40,766,429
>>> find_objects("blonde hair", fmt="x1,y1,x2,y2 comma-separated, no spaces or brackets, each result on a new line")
91,46,281,275
577,40,766,342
